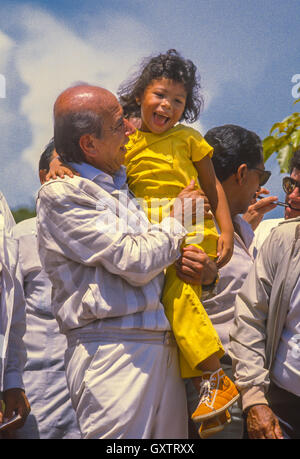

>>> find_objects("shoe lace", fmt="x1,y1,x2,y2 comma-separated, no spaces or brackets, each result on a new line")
199,374,217,406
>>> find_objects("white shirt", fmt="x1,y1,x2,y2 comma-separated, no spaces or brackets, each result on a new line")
37,163,187,336
204,215,254,353
271,275,300,396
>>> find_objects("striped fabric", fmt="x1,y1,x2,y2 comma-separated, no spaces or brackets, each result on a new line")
36,163,187,336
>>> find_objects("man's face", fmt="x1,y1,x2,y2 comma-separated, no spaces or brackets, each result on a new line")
239,161,266,214
91,98,135,175
284,168,300,219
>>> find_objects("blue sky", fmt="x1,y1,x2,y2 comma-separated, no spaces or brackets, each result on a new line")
0,0,299,219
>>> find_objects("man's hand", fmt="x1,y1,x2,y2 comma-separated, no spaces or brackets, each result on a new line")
2,388,31,432
175,245,218,286
246,405,284,439
243,188,278,231
171,180,206,226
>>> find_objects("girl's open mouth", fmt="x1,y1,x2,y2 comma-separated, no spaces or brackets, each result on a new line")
153,112,170,126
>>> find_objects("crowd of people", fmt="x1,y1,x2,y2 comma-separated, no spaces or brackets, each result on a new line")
0,49,299,440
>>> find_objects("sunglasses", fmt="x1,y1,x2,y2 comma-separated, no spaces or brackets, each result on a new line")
282,176,300,194
251,167,271,187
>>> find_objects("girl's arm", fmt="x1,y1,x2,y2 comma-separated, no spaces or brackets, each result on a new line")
194,155,234,268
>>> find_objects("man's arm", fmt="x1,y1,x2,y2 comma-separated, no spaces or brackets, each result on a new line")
37,179,193,287
229,233,275,408
229,230,284,439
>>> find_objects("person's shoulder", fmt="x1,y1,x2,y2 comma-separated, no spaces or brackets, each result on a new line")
38,175,88,198
174,124,203,139
265,216,300,245
38,175,108,209
275,216,300,234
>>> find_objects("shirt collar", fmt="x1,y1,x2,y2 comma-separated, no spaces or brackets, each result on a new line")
69,162,127,190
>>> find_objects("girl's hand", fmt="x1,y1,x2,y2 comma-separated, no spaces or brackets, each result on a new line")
43,157,79,184
216,232,233,269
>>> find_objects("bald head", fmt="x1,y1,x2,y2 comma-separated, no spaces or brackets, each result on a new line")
54,84,117,118
53,84,120,164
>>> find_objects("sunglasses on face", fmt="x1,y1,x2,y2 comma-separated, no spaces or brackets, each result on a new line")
251,167,271,187
282,176,300,194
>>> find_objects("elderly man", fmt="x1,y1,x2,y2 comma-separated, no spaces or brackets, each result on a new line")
36,84,214,439
185,124,277,439
230,148,300,439
0,192,30,435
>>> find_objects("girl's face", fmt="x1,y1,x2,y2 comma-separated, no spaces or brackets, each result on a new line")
138,78,187,134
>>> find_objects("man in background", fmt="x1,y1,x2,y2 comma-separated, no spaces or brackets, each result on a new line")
230,148,300,439
14,140,80,439
0,192,30,436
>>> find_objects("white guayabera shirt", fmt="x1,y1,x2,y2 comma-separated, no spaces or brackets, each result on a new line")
36,163,187,338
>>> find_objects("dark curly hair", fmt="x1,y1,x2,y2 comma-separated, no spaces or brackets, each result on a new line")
117,49,203,123
204,124,263,182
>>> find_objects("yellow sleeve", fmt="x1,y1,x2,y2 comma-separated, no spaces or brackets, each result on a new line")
186,128,214,163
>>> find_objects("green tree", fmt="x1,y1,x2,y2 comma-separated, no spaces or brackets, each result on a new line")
263,98,300,173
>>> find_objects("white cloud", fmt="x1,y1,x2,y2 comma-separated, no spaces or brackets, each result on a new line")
8,5,156,170
0,0,292,209
0,30,14,68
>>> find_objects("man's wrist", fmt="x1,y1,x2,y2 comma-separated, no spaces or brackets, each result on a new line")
244,403,270,416
202,272,219,290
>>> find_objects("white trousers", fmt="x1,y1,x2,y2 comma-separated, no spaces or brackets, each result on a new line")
64,329,188,439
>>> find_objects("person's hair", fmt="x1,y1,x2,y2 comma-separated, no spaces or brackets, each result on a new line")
54,110,103,163
39,138,55,172
118,49,203,123
204,124,263,182
289,148,300,173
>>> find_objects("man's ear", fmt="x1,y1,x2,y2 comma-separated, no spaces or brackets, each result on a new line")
236,163,248,185
79,134,97,157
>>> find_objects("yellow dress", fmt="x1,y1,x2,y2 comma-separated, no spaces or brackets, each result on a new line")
125,124,224,377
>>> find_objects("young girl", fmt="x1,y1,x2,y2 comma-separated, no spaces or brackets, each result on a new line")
49,50,239,434
117,49,238,428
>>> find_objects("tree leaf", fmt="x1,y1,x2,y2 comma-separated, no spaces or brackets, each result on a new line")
263,135,276,162
290,129,300,148
277,144,293,173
